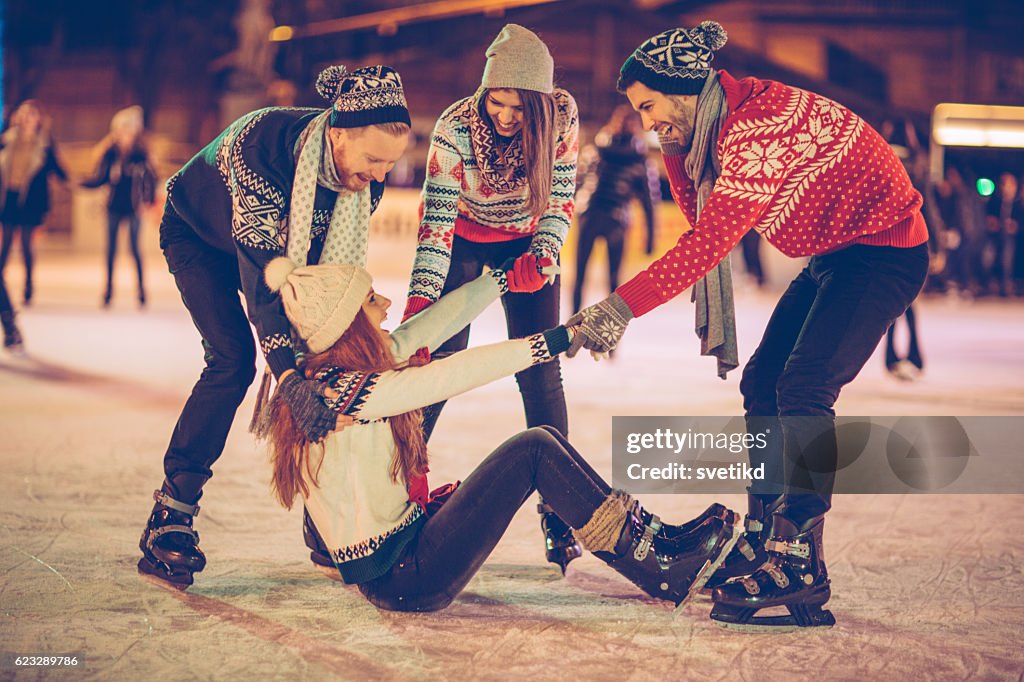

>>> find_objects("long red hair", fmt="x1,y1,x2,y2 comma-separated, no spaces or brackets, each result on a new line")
268,310,428,509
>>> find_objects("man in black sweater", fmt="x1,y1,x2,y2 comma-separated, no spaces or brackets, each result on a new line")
139,65,411,590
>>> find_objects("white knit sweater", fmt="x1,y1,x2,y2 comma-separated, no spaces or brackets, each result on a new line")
302,270,567,583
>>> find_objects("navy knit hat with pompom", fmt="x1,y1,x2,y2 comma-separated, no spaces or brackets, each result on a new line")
619,21,728,95
315,64,411,128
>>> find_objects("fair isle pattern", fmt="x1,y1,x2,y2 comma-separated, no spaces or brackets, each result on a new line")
468,94,527,194
224,109,291,251
527,332,552,363
487,265,509,294
334,67,407,113
332,504,423,563
407,89,579,304
260,333,292,355
617,74,924,315
316,367,380,417
633,28,713,80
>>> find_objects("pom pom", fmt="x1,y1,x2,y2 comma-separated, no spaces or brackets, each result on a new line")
315,65,348,102
265,256,298,293
696,20,728,51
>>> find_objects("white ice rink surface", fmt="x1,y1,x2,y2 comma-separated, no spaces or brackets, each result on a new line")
1,238,1022,681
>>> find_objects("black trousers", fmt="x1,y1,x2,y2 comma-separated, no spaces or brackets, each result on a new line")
359,427,609,611
105,210,145,298
420,235,567,440
740,243,929,525
0,222,36,296
158,202,257,502
572,209,627,314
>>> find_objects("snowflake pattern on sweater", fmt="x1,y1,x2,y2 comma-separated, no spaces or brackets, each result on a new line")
406,89,579,305
616,71,927,317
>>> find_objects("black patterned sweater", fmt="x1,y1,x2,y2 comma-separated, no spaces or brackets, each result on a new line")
165,107,384,378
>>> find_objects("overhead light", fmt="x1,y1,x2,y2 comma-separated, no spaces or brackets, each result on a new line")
932,103,1024,148
270,25,295,42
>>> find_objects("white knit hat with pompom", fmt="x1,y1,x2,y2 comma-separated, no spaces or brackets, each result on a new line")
264,257,373,354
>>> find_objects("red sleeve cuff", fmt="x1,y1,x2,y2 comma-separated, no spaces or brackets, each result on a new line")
615,272,666,317
402,295,433,322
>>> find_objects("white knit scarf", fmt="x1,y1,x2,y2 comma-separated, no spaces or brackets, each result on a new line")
685,72,738,379
288,110,371,267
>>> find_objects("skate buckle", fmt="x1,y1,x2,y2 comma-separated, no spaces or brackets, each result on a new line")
765,539,809,559
737,537,757,561
633,515,662,561
153,490,201,517
745,518,763,533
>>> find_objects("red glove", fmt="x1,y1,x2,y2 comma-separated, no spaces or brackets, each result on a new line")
402,295,433,322
507,253,547,293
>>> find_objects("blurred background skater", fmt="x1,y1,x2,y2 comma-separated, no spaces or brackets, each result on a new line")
571,104,659,317
0,268,23,349
82,105,157,308
0,100,69,307
981,172,1017,297
880,117,932,380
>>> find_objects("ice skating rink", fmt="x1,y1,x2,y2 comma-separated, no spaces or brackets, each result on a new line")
2,234,1023,681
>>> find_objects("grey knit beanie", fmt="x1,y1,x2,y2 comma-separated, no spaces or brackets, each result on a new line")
264,257,373,354
481,24,554,94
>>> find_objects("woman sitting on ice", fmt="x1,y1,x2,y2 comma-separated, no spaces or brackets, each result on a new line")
260,256,737,611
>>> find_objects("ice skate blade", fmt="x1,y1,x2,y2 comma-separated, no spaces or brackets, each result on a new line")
137,557,193,591
713,615,835,633
674,523,743,615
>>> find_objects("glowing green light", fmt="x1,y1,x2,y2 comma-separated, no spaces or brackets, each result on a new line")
977,178,995,196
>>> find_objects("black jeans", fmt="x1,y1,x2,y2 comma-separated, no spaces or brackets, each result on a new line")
358,427,609,611
0,223,35,297
158,202,257,503
420,235,567,440
740,243,929,525
572,209,627,314
105,210,145,299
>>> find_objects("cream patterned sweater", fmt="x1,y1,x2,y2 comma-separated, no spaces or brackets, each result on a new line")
302,270,571,583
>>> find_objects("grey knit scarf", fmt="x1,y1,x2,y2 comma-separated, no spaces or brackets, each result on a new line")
685,72,737,379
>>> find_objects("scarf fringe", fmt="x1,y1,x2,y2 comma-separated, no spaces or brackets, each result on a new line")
248,369,274,439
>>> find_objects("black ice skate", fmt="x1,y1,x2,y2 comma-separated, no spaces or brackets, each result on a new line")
539,502,583,575
138,490,206,590
303,507,341,581
597,504,739,607
656,502,737,546
710,515,835,632
2,311,23,350
704,492,782,591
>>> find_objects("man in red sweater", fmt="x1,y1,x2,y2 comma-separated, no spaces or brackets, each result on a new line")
567,21,929,630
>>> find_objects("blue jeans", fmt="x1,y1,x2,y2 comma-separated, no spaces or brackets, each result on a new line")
420,235,568,440
740,243,929,524
158,202,256,502
358,427,608,611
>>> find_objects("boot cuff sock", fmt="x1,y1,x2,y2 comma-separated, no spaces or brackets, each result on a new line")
576,490,632,553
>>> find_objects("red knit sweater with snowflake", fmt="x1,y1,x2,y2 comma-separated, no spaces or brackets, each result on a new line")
616,70,928,317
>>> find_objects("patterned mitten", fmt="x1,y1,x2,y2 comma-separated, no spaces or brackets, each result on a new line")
277,372,336,443
565,292,634,358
